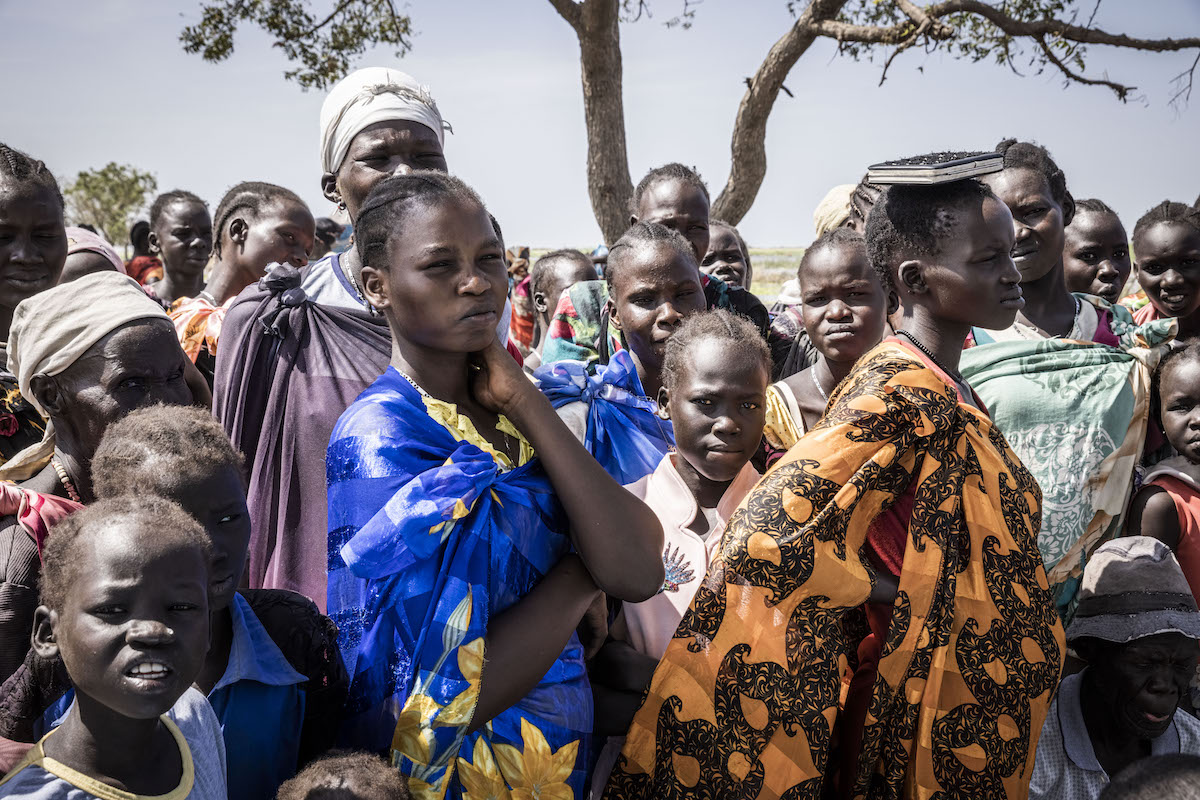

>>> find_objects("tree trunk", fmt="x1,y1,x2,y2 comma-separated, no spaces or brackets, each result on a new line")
711,0,848,224
550,0,634,245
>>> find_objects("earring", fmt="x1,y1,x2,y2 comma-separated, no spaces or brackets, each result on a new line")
337,199,347,211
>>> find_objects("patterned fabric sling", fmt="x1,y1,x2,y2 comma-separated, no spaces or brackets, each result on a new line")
604,342,1065,800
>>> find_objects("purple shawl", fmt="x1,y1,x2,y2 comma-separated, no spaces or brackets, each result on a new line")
213,265,390,610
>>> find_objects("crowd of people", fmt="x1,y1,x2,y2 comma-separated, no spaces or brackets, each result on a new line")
0,64,1198,800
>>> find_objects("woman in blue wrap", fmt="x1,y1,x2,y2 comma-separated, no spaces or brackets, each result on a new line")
325,172,665,799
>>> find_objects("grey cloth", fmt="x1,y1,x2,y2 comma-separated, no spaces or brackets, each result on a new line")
1030,671,1200,800
1067,536,1200,644
0,688,228,798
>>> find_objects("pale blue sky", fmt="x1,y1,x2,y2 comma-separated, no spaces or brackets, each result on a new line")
2,1,1198,247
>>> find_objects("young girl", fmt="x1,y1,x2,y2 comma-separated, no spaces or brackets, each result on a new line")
325,171,664,798
536,223,698,484
588,309,770,795
1062,198,1131,305
1126,344,1200,598
965,139,1171,618
91,405,346,800
762,228,891,456
0,496,227,798
1130,201,1200,338
605,163,1064,799
170,182,315,384
146,190,213,305
0,143,67,463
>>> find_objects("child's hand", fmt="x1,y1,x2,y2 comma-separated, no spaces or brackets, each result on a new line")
469,337,534,418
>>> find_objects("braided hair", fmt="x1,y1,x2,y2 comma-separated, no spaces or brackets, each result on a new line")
605,221,699,291
864,177,994,295
994,138,1074,224
92,405,245,501
149,189,206,229
40,495,212,610
661,308,770,395
629,163,709,216
1074,198,1118,218
354,171,485,271
848,174,882,231
210,181,307,257
1133,200,1200,244
0,142,62,207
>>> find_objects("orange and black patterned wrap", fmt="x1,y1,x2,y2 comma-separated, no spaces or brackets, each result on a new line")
604,342,1065,800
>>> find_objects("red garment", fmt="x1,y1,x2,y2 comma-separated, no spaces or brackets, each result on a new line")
125,255,163,286
1147,474,1200,602
0,483,82,556
510,276,535,352
1135,301,1163,326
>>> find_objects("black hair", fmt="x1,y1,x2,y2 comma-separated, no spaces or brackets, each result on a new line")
530,249,593,300
798,227,866,279
315,217,343,246
629,162,710,216
1100,754,1200,800
605,221,699,291
40,495,212,610
661,308,770,395
864,178,993,294
211,181,307,257
709,218,751,272
0,142,63,208
91,405,245,501
994,138,1074,222
130,220,150,247
355,172,485,271
1133,200,1200,244
149,190,206,229
275,750,412,800
849,174,882,231
1073,198,1118,219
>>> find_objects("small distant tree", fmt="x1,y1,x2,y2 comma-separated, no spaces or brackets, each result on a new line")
63,163,158,254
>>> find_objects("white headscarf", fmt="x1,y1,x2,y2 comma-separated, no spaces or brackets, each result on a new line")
320,67,452,175
0,272,173,480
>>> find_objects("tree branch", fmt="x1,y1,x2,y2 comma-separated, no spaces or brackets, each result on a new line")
1034,34,1133,100
547,0,584,33
1169,51,1200,109
294,0,356,39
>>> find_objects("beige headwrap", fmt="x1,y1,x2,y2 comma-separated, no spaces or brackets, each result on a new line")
0,272,172,480
813,183,856,238
320,67,452,174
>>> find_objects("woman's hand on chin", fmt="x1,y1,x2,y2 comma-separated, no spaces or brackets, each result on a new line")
469,337,532,418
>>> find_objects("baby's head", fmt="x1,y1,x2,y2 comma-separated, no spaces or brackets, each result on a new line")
660,309,770,488
276,751,412,800
798,228,892,366
1153,344,1200,465
92,405,250,613
33,496,212,720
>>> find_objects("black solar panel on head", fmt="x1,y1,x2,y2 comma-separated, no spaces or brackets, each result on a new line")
867,151,1003,185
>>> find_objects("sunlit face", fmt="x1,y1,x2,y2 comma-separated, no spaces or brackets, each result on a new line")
235,199,315,275
664,336,767,486
150,200,212,280
43,519,210,720
0,181,67,307
325,121,448,223
635,179,710,263
1158,354,1200,465
701,224,750,289
1135,221,1200,321
799,242,888,364
983,167,1066,285
1063,209,1131,304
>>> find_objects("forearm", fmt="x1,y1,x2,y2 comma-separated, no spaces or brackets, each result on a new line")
469,554,601,733
506,390,665,601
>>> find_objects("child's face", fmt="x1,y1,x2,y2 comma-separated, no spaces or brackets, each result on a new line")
150,200,212,279
665,337,766,484
1135,222,1200,320
700,224,750,289
235,200,316,275
917,195,1023,332
799,244,887,365
326,120,448,222
0,181,67,309
162,465,251,613
1063,210,1131,304
43,520,210,719
368,199,507,355
983,167,1066,285
532,258,596,323
1159,356,1200,463
635,179,710,262
610,243,707,380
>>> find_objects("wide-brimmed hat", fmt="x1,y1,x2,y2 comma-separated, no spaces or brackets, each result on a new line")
1067,536,1200,644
